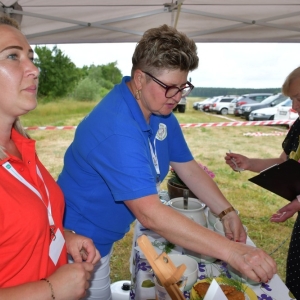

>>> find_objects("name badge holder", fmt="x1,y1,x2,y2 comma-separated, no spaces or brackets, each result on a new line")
2,162,65,265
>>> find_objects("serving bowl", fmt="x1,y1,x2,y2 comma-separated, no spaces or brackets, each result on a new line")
168,254,199,291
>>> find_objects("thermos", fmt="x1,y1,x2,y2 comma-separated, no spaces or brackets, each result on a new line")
111,280,131,300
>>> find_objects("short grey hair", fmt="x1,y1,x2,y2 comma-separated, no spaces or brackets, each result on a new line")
131,24,198,77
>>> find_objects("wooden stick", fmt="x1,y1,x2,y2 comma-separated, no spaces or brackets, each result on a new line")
137,235,186,300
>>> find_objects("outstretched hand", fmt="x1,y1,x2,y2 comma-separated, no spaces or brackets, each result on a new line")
224,152,249,172
270,199,300,223
226,241,277,284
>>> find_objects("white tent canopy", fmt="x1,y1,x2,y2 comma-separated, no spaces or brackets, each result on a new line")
1,0,300,44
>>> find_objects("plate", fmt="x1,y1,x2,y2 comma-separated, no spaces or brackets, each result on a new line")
190,277,257,300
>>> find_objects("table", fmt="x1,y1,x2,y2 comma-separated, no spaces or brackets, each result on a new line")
129,212,293,300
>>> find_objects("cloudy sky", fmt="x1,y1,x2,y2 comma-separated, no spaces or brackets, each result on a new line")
52,42,300,89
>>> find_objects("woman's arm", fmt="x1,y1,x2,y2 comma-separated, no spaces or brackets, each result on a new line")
125,195,276,284
0,262,93,300
224,151,286,173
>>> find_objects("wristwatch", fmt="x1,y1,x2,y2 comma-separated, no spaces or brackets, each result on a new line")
218,206,236,220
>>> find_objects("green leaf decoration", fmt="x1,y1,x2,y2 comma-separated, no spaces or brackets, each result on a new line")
141,279,155,288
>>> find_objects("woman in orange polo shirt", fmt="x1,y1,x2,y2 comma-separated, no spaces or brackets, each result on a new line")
0,15,100,299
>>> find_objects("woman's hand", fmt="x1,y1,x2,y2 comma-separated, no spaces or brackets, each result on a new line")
64,230,101,264
270,199,300,222
224,152,249,171
226,241,277,283
221,211,247,243
48,262,94,300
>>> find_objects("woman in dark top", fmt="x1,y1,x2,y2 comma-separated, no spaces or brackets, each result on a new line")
225,66,300,299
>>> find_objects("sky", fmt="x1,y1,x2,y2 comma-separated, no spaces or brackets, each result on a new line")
50,42,300,89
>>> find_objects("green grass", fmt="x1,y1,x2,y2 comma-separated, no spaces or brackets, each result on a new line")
21,97,293,283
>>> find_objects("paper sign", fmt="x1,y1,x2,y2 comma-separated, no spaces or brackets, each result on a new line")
203,279,227,300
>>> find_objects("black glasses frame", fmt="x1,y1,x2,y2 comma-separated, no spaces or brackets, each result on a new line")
142,71,194,98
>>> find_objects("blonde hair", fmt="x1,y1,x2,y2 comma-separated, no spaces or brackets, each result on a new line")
131,24,198,77
0,15,30,159
282,67,300,97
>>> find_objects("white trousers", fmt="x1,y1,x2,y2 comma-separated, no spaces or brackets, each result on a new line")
68,248,113,300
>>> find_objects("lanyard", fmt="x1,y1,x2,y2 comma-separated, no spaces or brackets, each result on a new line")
2,162,54,226
148,138,160,182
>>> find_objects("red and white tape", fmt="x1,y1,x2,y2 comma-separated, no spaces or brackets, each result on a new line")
24,120,294,130
179,120,294,128
25,126,78,130
243,131,287,136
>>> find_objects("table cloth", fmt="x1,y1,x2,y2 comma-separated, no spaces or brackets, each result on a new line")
129,209,294,300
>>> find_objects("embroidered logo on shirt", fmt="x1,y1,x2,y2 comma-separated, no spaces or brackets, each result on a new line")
156,123,167,141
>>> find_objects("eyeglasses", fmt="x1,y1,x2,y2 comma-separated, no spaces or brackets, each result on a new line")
142,71,194,98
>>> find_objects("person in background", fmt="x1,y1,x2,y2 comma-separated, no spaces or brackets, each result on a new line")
225,66,300,299
58,24,277,299
0,15,100,300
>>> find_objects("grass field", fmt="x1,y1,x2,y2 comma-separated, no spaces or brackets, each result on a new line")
21,97,294,284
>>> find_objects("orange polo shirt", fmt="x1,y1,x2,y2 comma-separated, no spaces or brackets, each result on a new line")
0,129,67,287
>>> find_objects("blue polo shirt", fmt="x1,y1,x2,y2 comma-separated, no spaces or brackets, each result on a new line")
57,76,193,256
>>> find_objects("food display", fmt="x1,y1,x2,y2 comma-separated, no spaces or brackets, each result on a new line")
193,282,244,299
190,277,257,300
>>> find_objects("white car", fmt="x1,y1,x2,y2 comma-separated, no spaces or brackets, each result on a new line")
274,99,298,121
249,98,292,121
209,95,237,115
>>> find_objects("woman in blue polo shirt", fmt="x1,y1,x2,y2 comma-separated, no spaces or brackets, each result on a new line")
58,24,277,299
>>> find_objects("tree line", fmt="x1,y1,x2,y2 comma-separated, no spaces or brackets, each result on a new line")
190,87,281,98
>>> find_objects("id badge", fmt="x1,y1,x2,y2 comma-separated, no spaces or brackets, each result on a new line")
49,228,65,265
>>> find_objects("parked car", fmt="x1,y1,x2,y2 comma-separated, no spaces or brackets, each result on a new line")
233,93,273,116
196,97,214,111
209,95,237,115
173,96,186,113
249,98,292,121
202,97,219,112
193,101,201,110
228,96,240,114
274,100,298,121
240,93,288,120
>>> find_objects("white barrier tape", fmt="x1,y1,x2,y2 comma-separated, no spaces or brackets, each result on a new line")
243,131,287,136
179,120,294,128
24,120,294,130
25,126,78,130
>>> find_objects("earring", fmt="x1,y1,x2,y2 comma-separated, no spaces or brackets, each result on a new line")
135,90,141,100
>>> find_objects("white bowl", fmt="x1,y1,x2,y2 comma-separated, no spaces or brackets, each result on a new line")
168,254,198,291
154,276,185,300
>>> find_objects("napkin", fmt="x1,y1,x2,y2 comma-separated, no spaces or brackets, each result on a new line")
203,279,227,300
135,235,183,259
